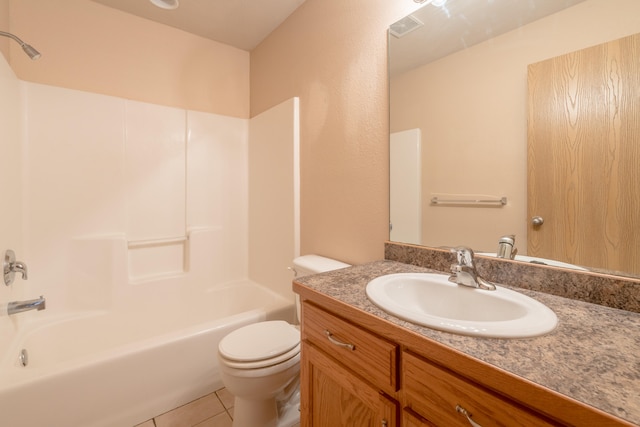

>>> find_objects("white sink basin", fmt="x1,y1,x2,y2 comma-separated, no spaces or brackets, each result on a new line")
366,273,557,338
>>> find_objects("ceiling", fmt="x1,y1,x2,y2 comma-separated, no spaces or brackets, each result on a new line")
389,0,586,76
91,0,307,51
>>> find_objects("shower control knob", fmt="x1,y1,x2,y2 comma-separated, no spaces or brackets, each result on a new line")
4,249,28,286
531,216,544,226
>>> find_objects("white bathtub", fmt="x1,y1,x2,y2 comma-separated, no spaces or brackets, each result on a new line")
0,280,293,427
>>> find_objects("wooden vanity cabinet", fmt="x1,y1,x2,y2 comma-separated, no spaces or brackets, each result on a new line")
299,297,631,427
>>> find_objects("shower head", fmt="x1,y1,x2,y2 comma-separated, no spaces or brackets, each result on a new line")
0,31,41,60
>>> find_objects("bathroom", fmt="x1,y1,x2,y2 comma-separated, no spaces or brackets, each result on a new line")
1,0,640,426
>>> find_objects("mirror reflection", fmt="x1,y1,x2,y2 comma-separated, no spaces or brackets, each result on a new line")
389,0,640,277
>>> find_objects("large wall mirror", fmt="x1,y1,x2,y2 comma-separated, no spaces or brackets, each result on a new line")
389,0,640,278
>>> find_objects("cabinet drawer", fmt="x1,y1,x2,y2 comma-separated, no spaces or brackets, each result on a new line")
302,301,398,394
403,351,554,427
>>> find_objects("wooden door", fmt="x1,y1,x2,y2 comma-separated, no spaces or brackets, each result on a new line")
527,33,640,274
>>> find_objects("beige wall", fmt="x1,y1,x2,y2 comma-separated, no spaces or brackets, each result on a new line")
251,0,420,264
8,0,249,117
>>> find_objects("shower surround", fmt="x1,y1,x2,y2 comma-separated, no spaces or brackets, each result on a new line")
0,55,300,425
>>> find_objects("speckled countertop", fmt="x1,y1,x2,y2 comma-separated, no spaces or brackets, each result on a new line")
294,260,640,426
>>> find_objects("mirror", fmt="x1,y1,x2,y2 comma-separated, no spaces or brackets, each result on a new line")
389,0,640,278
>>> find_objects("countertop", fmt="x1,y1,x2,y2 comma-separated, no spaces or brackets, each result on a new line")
293,260,640,426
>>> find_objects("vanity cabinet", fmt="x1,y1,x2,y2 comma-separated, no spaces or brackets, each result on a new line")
298,297,631,427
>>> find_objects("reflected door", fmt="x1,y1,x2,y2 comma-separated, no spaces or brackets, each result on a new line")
527,32,640,274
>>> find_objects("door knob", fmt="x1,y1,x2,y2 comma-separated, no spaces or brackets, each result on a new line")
532,216,544,226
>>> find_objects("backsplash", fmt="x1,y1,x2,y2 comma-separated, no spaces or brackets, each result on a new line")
385,242,640,313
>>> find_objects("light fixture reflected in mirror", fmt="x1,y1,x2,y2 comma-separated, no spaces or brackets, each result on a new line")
149,0,179,10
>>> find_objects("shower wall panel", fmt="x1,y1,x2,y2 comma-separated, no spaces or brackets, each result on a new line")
22,83,249,311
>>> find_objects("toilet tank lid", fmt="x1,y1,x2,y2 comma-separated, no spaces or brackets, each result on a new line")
292,254,350,274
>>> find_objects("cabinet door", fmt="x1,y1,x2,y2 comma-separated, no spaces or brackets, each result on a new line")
301,341,398,427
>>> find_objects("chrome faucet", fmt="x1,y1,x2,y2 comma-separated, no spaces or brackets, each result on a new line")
496,235,517,260
449,247,496,291
7,296,46,315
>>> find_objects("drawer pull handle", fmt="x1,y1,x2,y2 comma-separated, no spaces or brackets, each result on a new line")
456,405,483,427
381,419,388,427
324,330,355,350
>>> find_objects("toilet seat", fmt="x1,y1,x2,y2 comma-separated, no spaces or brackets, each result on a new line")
219,321,300,369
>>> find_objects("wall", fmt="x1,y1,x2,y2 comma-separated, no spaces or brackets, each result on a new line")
390,0,640,252
8,0,249,118
249,98,300,297
250,0,422,264
0,49,24,347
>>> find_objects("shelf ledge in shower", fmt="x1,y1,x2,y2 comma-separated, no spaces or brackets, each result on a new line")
127,236,188,249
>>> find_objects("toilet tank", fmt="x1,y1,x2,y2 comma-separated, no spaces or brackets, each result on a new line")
292,254,350,277
292,255,350,323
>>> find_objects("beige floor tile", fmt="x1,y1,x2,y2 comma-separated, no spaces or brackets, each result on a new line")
215,388,235,410
155,393,225,427
133,420,155,427
193,411,233,427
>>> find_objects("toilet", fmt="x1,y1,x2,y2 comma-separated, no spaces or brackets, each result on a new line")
217,255,350,427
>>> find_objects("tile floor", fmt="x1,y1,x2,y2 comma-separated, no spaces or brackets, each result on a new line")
134,388,234,427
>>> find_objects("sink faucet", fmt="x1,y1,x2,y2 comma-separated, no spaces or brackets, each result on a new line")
496,235,517,259
449,247,496,291
7,296,46,315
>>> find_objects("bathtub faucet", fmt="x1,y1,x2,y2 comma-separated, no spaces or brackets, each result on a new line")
7,296,46,315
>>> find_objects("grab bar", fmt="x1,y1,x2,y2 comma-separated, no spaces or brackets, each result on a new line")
430,196,507,206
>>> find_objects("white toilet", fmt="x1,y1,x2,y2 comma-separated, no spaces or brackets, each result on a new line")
217,255,350,427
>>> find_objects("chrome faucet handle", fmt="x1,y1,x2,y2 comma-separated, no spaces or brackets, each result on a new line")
450,246,476,267
4,249,29,286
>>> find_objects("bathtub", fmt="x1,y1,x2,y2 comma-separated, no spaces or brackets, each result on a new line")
0,280,293,427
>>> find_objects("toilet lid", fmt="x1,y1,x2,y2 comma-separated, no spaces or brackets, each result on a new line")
219,320,300,363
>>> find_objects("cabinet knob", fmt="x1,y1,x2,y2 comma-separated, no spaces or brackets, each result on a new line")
456,405,483,427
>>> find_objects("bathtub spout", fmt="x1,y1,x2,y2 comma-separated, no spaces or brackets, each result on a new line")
7,296,46,315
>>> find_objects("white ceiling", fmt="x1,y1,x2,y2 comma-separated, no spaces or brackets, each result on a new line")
389,0,586,76
91,0,307,51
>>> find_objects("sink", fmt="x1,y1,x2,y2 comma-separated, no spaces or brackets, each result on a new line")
366,273,557,338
